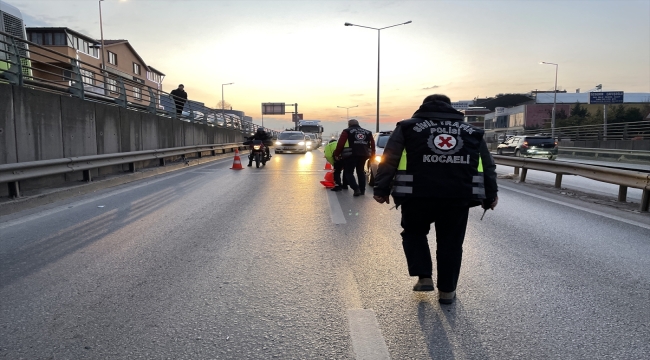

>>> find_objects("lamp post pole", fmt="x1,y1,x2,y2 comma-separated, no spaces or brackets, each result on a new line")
221,82,233,125
99,0,106,91
345,21,412,132
337,105,358,120
540,61,558,138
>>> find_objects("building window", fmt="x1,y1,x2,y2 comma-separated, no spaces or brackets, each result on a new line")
107,77,117,93
107,51,117,65
80,69,94,85
31,32,42,44
53,33,66,45
133,63,141,75
146,71,161,84
133,86,142,100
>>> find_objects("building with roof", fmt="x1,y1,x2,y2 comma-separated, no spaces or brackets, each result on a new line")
25,27,165,102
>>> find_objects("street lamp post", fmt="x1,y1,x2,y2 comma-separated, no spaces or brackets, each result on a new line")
540,61,558,138
221,82,234,125
99,0,106,92
337,105,358,120
345,21,412,132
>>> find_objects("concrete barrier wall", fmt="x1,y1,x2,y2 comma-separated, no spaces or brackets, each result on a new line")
1,84,245,194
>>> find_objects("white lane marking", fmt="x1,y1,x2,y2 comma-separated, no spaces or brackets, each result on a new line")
347,309,391,360
500,184,650,230
327,190,347,224
0,157,235,230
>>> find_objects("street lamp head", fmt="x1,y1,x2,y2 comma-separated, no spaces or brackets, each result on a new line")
404,21,412,24
344,22,353,26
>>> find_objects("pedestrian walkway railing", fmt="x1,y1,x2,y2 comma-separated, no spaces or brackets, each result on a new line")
0,30,278,137
557,147,650,164
523,121,650,141
493,155,650,212
0,143,246,198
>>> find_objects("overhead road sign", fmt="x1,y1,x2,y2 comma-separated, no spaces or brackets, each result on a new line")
262,103,285,115
589,91,624,104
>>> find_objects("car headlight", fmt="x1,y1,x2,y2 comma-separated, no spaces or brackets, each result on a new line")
374,155,382,163
306,141,312,145
275,141,282,145
298,141,305,146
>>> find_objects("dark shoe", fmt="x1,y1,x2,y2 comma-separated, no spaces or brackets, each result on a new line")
341,185,349,190
353,190,362,197
247,163,252,167
359,189,365,195
438,290,456,304
413,278,434,292
331,186,342,192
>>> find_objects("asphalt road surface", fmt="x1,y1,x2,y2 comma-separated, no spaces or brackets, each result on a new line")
1,150,649,359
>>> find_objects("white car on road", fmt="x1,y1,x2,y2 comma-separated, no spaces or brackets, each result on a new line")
275,131,310,154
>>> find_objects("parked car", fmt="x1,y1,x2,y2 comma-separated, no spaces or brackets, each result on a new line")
496,135,558,160
366,131,393,186
275,131,310,154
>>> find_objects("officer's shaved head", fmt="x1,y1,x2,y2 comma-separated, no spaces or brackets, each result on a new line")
423,94,451,105
348,119,360,127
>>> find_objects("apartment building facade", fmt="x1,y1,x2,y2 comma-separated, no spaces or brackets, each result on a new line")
25,27,165,104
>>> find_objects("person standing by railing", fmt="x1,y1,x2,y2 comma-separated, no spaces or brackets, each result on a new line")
170,84,187,117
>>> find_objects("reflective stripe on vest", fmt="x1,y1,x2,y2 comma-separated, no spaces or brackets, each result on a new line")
393,150,486,197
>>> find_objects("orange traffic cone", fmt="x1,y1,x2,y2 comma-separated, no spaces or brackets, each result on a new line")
230,149,244,170
324,162,332,170
320,170,336,188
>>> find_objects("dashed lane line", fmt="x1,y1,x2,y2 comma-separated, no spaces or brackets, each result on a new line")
347,309,392,360
327,189,347,224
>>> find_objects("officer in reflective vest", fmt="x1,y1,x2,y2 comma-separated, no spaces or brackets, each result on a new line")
373,94,498,304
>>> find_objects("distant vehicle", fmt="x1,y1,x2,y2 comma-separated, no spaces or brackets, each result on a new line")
247,140,269,168
297,120,323,143
275,131,310,154
496,135,558,160
305,134,319,149
366,131,393,186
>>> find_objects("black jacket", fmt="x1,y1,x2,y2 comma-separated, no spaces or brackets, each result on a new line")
373,100,498,206
170,88,187,103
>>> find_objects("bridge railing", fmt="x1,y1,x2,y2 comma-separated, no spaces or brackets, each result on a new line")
523,121,650,141
0,30,278,137
0,143,247,198
493,155,650,212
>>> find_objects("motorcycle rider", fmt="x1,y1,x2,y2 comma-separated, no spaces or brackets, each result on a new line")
246,127,272,167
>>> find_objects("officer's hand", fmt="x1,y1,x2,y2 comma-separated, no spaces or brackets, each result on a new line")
482,196,498,210
373,195,390,204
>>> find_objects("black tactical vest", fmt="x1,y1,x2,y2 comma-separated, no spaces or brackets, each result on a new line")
393,116,485,200
344,126,373,157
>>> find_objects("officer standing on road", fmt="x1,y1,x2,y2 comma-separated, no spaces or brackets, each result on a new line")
373,94,498,304
333,119,375,196
324,139,348,191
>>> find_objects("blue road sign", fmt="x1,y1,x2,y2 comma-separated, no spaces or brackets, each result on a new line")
589,91,624,104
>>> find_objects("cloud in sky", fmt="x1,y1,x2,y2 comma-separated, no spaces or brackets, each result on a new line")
6,0,650,133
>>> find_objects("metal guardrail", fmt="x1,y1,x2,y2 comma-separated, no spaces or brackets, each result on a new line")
0,143,246,198
493,155,650,212
0,30,279,137
557,147,650,163
523,121,650,141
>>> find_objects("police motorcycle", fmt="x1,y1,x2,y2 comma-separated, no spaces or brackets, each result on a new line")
246,140,271,168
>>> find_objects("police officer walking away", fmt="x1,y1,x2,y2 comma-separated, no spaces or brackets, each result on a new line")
373,94,498,304
333,119,375,196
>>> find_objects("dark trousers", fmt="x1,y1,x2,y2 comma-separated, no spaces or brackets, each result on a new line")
333,160,346,187
343,156,369,192
174,102,184,116
400,198,470,292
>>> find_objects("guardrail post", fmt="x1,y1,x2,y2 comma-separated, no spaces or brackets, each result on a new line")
147,88,158,114
641,190,649,212
159,158,166,166
82,169,92,182
8,181,20,198
618,185,627,202
519,168,528,183
554,174,562,188
514,167,520,176
68,59,85,100
128,162,136,173
115,78,127,108
1,38,23,86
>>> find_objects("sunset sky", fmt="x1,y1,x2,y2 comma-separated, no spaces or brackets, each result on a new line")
9,0,650,133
